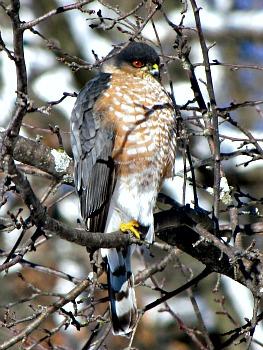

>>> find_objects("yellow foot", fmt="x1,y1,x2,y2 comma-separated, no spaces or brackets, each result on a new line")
120,220,141,239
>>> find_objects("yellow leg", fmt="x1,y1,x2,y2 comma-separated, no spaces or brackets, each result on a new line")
120,220,141,239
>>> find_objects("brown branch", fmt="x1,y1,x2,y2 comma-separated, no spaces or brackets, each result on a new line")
217,100,263,112
154,207,263,296
190,0,221,221
45,216,132,250
135,248,179,284
219,112,263,156
0,279,90,350
194,61,263,72
20,0,94,30
0,131,73,180
0,0,28,166
143,267,211,312
0,30,15,60
0,249,82,284
218,311,263,349
9,0,27,95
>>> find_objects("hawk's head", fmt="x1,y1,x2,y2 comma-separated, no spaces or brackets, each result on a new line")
103,42,160,79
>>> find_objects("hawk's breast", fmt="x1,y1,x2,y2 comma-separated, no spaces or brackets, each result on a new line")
95,72,176,180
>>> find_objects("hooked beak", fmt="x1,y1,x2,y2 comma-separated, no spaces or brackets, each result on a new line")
149,63,160,78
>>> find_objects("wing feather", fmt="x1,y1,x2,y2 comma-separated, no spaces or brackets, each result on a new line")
71,73,115,232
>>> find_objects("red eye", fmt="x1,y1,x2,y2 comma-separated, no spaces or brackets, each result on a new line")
132,60,145,68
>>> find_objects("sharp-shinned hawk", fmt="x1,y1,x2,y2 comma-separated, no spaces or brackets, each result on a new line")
71,42,176,335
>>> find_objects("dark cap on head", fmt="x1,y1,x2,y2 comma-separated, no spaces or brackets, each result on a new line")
114,42,160,66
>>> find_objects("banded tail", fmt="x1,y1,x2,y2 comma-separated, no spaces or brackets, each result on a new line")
102,246,137,335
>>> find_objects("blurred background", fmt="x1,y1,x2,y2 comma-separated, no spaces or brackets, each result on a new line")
1,0,263,349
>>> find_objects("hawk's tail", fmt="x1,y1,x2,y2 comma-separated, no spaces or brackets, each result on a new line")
102,246,137,335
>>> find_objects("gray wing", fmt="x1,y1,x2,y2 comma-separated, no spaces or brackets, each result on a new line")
71,72,115,232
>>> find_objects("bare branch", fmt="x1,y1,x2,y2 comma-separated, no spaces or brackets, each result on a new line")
20,0,94,30
0,279,90,350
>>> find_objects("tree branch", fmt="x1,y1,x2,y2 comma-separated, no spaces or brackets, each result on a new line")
20,0,94,30
0,131,73,180
0,279,90,350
